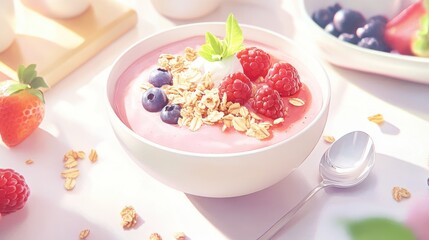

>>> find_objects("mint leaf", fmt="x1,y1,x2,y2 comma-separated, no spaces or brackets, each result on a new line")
345,218,416,240
206,32,223,56
198,46,215,61
225,14,244,56
198,13,244,61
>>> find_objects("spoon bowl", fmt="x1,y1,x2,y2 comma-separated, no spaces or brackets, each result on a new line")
258,131,375,240
320,131,375,187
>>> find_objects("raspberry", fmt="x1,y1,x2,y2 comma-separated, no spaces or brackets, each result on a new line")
237,47,271,82
252,85,285,119
265,62,302,97
0,169,30,214
218,72,252,105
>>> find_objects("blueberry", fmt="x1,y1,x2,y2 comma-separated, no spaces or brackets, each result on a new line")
378,40,391,52
333,9,366,34
327,3,342,15
338,33,359,44
148,68,172,87
367,15,388,25
357,37,385,51
312,9,334,28
324,22,341,37
160,104,181,124
356,21,385,39
142,88,168,112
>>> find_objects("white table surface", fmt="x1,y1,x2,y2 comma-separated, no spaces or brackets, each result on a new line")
1,0,428,239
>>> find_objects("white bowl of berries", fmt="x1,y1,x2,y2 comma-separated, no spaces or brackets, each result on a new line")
106,14,330,197
297,0,429,84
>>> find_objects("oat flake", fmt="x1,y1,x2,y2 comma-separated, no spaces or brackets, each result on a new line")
323,136,335,143
368,113,384,124
64,177,77,191
289,98,305,107
61,168,80,179
79,229,90,239
88,149,98,163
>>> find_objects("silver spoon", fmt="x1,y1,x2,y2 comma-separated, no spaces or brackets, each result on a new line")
258,131,375,240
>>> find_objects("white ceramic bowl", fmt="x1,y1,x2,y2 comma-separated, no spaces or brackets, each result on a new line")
106,23,330,198
297,0,429,85
150,0,222,20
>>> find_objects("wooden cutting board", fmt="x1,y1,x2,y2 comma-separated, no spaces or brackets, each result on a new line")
0,0,137,89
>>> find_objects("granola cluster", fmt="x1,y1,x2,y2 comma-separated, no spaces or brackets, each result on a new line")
121,206,138,229
392,186,411,202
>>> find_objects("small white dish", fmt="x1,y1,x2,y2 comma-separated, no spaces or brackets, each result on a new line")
150,0,222,20
297,0,429,84
22,0,90,19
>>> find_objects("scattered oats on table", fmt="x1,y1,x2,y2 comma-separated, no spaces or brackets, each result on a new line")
121,206,138,229
25,159,34,165
368,113,384,124
392,186,411,202
149,233,162,240
323,135,335,143
79,229,90,239
60,149,97,191
88,149,98,163
174,232,186,240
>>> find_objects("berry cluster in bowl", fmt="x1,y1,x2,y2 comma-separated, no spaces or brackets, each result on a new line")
311,1,429,57
140,14,307,141
312,3,390,52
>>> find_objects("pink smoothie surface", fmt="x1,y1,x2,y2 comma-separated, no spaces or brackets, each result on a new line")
113,36,323,154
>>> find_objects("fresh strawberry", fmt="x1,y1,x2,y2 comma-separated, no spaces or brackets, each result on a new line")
0,168,30,214
265,62,302,97
0,64,48,147
236,47,271,81
218,72,253,105
252,85,285,119
384,1,426,55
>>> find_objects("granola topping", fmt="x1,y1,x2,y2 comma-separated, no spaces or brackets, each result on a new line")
142,48,307,140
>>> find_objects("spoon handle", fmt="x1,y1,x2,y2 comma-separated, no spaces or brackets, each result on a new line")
257,182,327,240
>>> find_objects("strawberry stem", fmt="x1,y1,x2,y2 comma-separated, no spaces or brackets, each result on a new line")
0,64,48,103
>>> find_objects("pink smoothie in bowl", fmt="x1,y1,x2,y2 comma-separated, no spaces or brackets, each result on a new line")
106,22,330,197
113,36,323,154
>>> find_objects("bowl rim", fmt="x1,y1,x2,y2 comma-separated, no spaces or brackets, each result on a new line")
297,0,429,64
106,22,331,159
